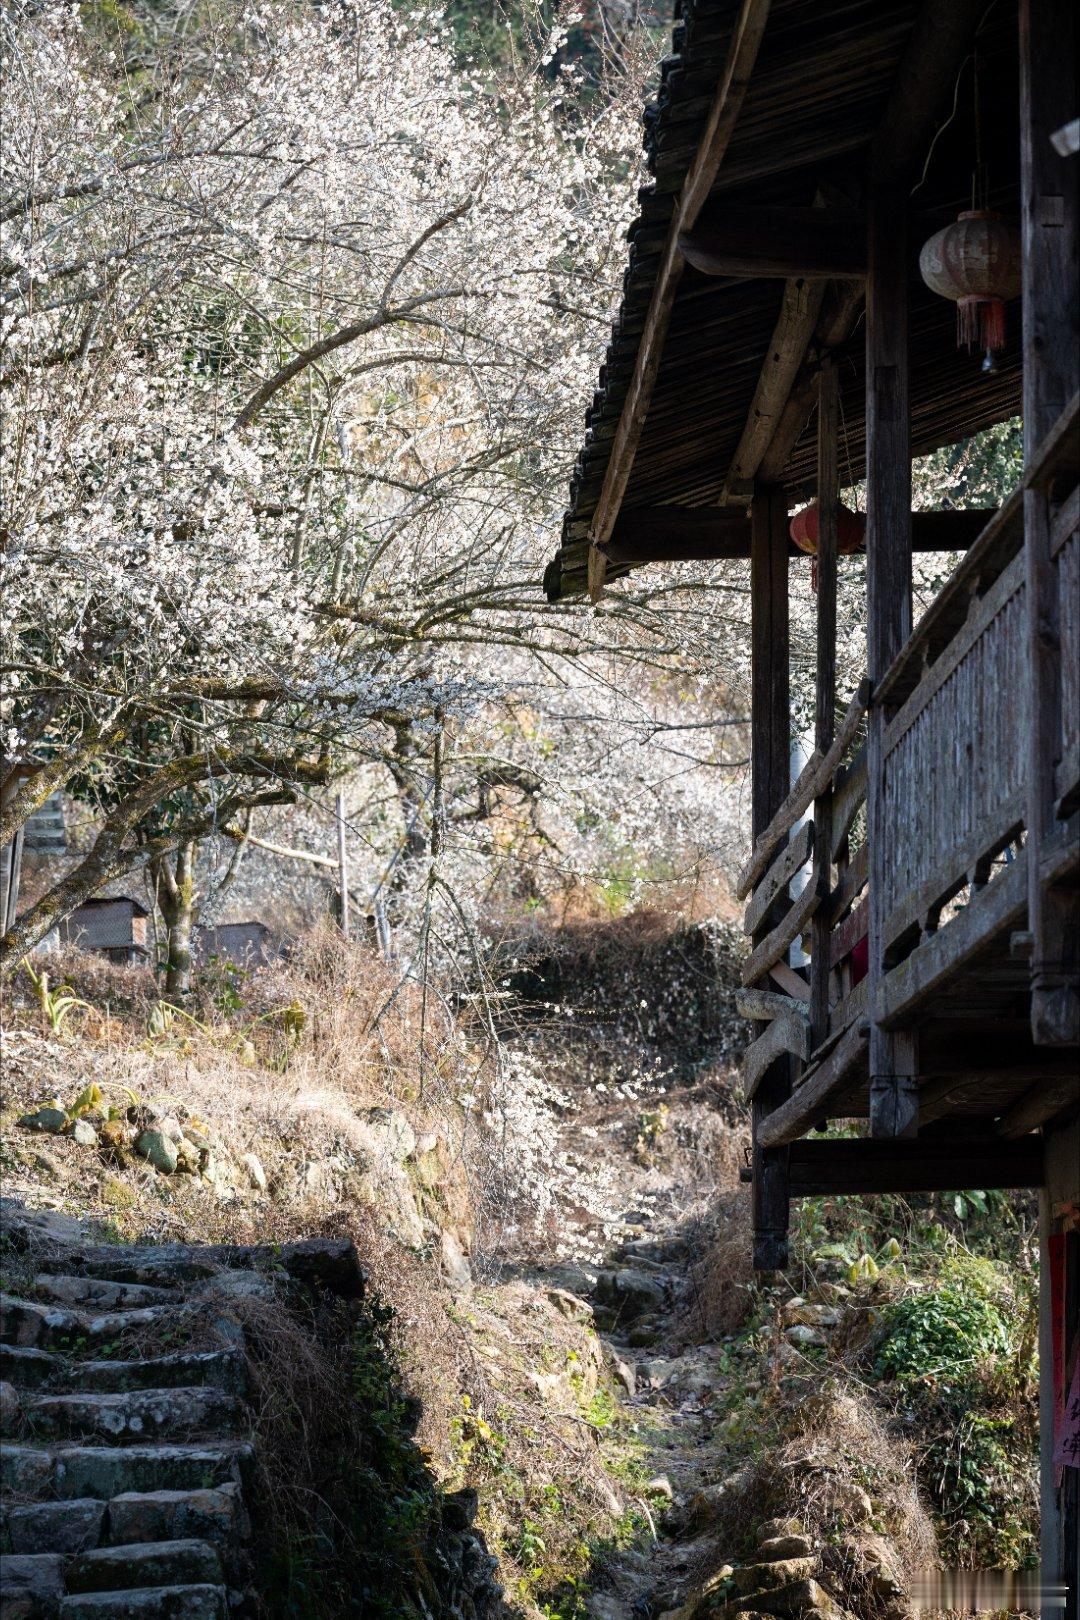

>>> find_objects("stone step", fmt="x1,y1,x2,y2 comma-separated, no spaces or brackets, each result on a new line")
0,1551,65,1611
1,1344,246,1398
2,1498,107,1557
106,1487,248,1550
1,1294,190,1352
65,1538,222,1593
1,1343,61,1388
59,1585,229,1619
23,1386,245,1444
33,1276,179,1311
25,1236,362,1298
2,1442,252,1500
2,1486,246,1556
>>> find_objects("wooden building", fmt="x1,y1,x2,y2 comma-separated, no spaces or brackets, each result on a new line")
58,897,150,965
545,0,1078,1599
193,921,275,971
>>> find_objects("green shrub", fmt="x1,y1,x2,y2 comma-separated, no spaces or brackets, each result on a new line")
875,1285,1011,1383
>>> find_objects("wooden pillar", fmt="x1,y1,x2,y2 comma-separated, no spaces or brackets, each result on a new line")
750,483,792,1270
1020,0,1079,1047
811,360,839,1050
865,184,919,1139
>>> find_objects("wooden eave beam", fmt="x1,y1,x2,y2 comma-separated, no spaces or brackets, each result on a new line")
585,0,772,600
725,0,989,497
781,1135,1045,1197
678,207,866,280
601,506,995,568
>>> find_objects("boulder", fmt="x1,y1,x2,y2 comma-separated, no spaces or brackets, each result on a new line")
682,1469,752,1534
150,1114,186,1145
785,1324,827,1349
173,1137,200,1174
733,1558,817,1596
544,1260,599,1297
546,1287,593,1324
594,1266,666,1319
18,1107,68,1134
734,1578,842,1619
440,1228,472,1291
0,1379,22,1435
830,1481,873,1525
135,1129,179,1174
757,1534,814,1561
784,1300,842,1329
69,1119,98,1148
608,1354,636,1398
364,1106,416,1161
758,1518,804,1542
99,1119,129,1161
240,1152,267,1191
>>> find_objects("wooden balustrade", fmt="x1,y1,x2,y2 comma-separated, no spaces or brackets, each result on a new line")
739,685,868,1100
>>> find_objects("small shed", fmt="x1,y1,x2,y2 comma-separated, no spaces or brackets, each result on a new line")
59,897,150,965
193,922,275,971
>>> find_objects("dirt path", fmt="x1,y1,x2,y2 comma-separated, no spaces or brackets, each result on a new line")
517,1044,749,1619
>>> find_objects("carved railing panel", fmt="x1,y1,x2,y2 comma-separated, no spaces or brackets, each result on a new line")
881,549,1027,948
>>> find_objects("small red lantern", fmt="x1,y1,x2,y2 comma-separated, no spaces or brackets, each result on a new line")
789,502,866,556
918,209,1021,362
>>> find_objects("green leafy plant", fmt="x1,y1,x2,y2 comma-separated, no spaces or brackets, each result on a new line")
22,961,93,1036
875,1285,1011,1383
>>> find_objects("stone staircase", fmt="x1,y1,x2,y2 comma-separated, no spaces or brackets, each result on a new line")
0,1207,364,1619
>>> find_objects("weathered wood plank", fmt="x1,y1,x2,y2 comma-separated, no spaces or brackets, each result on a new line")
750,481,794,1272
998,1074,1080,1139
882,795,1024,952
878,851,1029,1028
827,841,868,927
883,550,1026,755
830,745,867,860
586,0,771,599
742,1012,812,1099
783,1136,1044,1196
812,358,840,1050
769,960,811,1001
737,683,868,899
721,276,826,504
679,207,866,280
747,0,990,490
865,180,917,1141
756,1017,868,1148
741,880,820,986
1021,0,1078,1045
1024,389,1079,494
743,821,813,936
829,895,869,970
736,987,809,1022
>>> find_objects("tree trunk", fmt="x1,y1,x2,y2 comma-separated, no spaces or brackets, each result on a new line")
154,841,197,998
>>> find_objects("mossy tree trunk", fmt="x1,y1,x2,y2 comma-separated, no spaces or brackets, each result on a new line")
153,840,197,997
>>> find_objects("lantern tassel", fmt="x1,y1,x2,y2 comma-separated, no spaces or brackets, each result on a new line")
957,294,1007,354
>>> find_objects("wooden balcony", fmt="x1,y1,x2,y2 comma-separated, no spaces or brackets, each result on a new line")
739,394,1080,1153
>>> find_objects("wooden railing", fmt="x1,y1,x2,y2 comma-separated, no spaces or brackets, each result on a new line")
736,684,868,1097
740,396,1079,1105
879,534,1027,953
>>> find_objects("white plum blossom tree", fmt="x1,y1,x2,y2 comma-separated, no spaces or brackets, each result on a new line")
0,0,758,983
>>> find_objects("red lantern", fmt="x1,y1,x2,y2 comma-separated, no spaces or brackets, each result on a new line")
789,502,866,556
918,209,1021,360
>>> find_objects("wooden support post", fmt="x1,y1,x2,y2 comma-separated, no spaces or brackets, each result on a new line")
750,484,792,1270
1020,0,1079,1047
865,184,918,1139
811,359,839,1052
